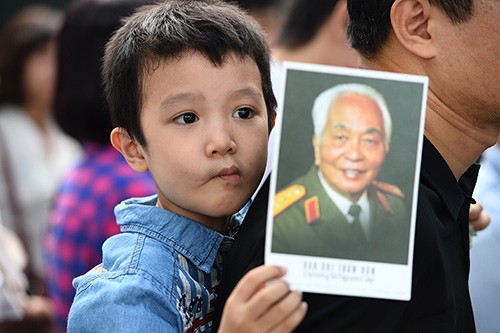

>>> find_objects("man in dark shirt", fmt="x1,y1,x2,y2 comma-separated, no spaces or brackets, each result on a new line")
213,0,500,332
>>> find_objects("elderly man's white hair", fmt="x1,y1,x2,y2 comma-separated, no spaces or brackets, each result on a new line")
312,83,392,151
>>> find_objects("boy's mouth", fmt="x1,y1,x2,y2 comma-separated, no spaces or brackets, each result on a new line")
218,166,241,182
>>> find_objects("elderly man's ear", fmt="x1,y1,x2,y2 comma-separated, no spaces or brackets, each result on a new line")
390,0,438,59
110,127,149,172
313,135,321,167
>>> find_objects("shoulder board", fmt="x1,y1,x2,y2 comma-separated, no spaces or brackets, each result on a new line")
372,180,405,198
375,191,394,215
273,184,306,217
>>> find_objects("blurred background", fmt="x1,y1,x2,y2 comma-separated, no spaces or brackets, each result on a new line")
1,1,71,28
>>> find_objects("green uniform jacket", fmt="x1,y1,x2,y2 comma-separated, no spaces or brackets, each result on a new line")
272,166,410,264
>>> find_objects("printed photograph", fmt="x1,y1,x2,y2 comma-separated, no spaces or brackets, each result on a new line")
265,62,428,300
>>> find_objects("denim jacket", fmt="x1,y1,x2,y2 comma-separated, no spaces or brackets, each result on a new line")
67,195,236,332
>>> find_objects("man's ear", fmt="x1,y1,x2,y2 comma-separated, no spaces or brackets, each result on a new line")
313,135,321,167
110,127,148,172
391,0,437,59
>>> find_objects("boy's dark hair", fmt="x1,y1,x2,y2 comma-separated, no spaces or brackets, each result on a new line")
277,0,340,49
54,0,155,145
347,0,474,59
103,0,276,147
0,5,61,106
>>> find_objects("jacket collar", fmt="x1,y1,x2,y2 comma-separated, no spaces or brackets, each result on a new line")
115,195,233,274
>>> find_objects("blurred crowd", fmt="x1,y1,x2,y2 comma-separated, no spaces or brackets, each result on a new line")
0,1,498,333
0,1,156,332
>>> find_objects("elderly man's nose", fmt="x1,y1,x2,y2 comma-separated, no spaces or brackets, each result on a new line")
345,139,363,160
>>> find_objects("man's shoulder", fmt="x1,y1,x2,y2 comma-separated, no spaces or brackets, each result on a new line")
273,184,307,217
273,168,320,215
370,180,406,215
273,185,324,225
371,180,405,198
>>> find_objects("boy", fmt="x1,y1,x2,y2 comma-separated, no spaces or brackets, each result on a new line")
67,1,306,332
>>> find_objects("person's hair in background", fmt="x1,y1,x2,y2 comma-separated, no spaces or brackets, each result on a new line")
53,0,158,145
223,0,286,48
278,0,340,49
0,5,60,109
43,1,156,332
273,0,358,67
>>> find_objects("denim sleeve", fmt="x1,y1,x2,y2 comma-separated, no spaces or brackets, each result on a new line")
67,271,180,332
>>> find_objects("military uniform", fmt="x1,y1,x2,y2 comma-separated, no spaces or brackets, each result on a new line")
272,166,409,264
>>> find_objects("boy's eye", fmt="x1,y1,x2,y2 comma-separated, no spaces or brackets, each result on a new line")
233,107,255,119
174,112,198,124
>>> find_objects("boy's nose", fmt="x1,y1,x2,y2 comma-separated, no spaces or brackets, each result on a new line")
205,126,237,156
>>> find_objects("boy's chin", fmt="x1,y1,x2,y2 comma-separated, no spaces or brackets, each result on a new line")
212,202,248,218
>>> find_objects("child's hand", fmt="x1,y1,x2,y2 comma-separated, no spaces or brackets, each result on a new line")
218,265,307,333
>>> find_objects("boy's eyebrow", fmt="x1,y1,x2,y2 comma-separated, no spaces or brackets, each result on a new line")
160,92,204,109
229,86,263,100
160,86,263,109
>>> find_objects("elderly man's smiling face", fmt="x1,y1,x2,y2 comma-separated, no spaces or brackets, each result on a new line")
313,93,387,202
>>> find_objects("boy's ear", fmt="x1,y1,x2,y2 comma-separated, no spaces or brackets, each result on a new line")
271,111,277,130
390,0,437,59
110,127,148,172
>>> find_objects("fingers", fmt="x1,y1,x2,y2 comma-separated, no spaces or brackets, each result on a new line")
229,265,287,303
469,201,491,248
469,202,491,232
242,273,306,332
218,265,307,333
473,210,490,231
469,202,482,220
268,301,308,333
244,278,292,319
258,290,307,333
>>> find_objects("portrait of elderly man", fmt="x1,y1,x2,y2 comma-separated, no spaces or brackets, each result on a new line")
272,83,410,264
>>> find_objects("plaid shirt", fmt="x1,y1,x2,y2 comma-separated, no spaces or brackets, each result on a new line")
43,143,155,333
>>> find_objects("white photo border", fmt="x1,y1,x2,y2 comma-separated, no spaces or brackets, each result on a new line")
264,61,428,300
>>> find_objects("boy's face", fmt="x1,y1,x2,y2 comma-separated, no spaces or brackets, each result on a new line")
136,52,268,232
